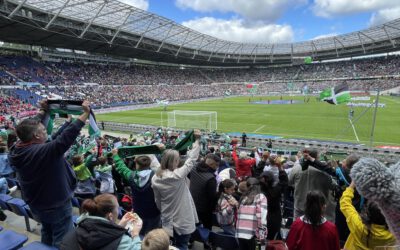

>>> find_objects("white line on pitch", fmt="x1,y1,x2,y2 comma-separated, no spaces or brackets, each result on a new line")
253,125,265,133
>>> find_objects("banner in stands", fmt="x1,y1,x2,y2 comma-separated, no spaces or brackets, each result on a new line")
347,102,386,108
16,82,41,87
16,110,38,118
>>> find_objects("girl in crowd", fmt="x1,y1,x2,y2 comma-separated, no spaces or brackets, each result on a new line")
340,181,396,249
151,130,201,250
236,177,268,250
60,193,142,250
286,191,340,250
216,179,238,235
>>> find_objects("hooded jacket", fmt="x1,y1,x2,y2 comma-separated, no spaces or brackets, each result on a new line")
60,214,141,250
9,120,84,210
113,155,160,218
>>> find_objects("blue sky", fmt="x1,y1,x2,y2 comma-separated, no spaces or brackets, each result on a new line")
121,0,400,43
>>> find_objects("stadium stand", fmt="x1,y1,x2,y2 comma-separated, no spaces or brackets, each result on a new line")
0,0,399,248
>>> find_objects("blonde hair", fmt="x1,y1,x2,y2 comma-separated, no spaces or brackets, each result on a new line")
141,229,170,250
157,149,180,177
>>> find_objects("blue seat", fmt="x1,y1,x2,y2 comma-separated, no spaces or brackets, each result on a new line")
0,225,3,231
6,198,33,232
209,231,239,250
191,225,210,244
0,230,28,250
20,241,58,250
0,194,13,210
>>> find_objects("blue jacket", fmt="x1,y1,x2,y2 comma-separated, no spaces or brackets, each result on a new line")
9,120,84,210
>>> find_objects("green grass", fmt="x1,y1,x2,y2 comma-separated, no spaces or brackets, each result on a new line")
97,96,400,146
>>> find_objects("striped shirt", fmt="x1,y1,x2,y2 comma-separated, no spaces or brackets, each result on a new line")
236,193,268,240
217,193,237,226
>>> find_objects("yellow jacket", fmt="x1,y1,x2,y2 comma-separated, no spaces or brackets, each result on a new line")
340,187,396,250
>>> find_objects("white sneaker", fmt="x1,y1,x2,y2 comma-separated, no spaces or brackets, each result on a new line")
8,186,18,195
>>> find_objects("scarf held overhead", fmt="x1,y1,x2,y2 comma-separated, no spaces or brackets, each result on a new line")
43,100,100,137
118,130,196,158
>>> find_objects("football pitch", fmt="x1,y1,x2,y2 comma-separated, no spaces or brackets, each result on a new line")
97,96,400,146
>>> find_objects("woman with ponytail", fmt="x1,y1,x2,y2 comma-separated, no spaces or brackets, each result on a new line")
60,193,142,250
286,191,340,250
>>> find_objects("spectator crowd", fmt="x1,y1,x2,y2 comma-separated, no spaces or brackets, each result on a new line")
0,99,399,250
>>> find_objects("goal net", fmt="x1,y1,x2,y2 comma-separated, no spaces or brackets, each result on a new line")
167,110,217,132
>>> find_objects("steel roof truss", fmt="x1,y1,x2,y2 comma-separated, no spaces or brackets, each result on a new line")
192,36,205,59
175,30,190,57
45,0,71,29
8,0,27,18
135,16,155,48
207,40,220,61
156,24,174,52
383,25,395,48
357,32,366,54
359,31,376,43
79,0,107,38
109,10,134,44
222,43,232,62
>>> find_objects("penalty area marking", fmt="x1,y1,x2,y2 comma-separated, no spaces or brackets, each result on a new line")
253,125,266,133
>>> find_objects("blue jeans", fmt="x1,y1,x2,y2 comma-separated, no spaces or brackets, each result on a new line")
221,224,236,236
0,177,7,194
173,230,191,250
30,200,73,248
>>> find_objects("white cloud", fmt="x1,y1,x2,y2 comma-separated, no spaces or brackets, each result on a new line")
369,7,400,26
312,33,337,40
182,17,294,43
119,0,149,10
312,0,399,18
176,0,306,22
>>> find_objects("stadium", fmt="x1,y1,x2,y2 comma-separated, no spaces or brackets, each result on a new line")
0,0,399,249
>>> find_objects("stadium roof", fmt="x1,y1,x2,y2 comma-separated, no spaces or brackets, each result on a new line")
1,0,400,66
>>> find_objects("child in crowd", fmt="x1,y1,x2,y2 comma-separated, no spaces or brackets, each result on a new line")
340,181,396,249
113,149,161,236
286,190,340,250
216,179,238,235
142,228,178,250
72,151,96,195
236,177,267,250
94,156,114,193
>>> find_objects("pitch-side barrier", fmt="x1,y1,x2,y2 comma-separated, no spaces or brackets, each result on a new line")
99,121,400,163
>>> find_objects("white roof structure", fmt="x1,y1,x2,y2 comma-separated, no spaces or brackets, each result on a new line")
1,0,400,65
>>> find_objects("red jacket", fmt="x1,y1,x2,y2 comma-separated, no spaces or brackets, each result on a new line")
232,149,256,178
286,217,340,250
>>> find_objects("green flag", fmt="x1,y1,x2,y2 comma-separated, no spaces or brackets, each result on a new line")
320,83,351,105
304,56,312,64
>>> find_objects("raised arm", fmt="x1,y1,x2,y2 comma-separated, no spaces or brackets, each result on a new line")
173,139,201,178
340,182,364,234
112,148,133,182
173,129,201,178
44,100,91,155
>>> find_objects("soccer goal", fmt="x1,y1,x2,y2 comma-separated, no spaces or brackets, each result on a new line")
167,110,217,132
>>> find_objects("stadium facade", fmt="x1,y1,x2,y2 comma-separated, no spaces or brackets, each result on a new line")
0,0,400,66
